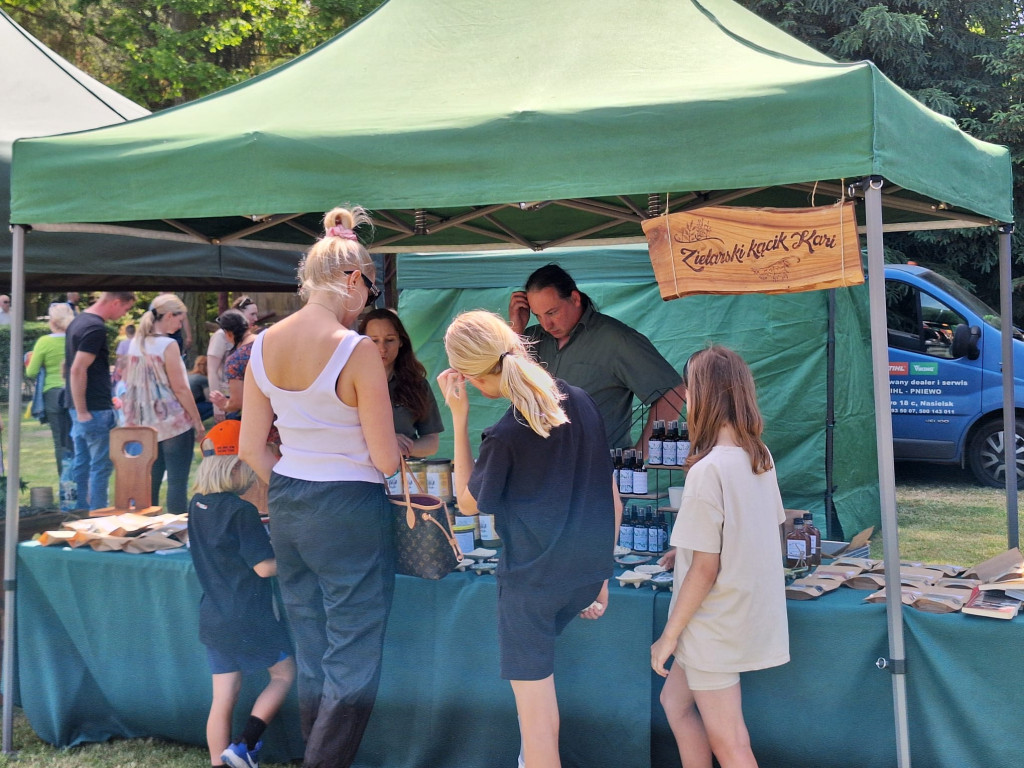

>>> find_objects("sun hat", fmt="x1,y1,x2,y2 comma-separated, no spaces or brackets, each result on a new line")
202,420,240,456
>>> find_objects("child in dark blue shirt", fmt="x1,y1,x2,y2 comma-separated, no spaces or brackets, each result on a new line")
437,310,621,768
188,420,294,768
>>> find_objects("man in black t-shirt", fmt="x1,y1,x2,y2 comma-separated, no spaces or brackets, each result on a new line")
65,291,135,509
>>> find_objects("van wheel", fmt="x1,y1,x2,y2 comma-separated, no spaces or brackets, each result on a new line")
967,418,1024,488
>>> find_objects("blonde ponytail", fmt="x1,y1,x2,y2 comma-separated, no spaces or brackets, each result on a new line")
444,311,568,438
136,293,185,355
298,205,375,301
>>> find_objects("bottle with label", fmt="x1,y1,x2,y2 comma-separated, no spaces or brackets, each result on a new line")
802,512,822,566
785,517,811,569
619,449,634,494
643,506,658,554
632,459,648,495
663,421,679,466
656,511,669,554
632,507,649,552
648,420,665,465
611,449,620,489
677,422,691,464
618,507,635,550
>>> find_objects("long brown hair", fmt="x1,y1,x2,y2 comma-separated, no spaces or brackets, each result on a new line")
684,345,772,474
358,308,431,423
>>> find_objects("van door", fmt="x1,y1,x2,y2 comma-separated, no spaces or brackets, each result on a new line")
886,278,983,460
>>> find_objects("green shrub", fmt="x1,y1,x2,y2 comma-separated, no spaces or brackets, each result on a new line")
0,322,53,403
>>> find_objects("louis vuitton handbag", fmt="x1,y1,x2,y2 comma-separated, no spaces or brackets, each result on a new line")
388,459,463,579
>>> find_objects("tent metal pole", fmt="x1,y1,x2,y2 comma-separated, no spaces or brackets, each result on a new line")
998,224,1018,548
824,288,842,540
863,178,911,768
2,225,27,755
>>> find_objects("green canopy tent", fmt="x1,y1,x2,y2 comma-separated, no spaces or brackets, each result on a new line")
6,0,1015,765
0,8,300,291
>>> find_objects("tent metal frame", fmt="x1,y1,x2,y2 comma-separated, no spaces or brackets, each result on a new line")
23,183,999,256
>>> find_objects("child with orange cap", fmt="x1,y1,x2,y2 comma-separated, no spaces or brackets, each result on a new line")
188,420,295,768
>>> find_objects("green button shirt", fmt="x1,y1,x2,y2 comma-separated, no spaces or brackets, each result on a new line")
525,303,681,448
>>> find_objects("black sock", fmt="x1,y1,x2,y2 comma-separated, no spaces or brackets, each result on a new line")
240,715,267,751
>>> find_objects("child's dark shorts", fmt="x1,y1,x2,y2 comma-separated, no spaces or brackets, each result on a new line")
206,646,291,675
497,580,604,681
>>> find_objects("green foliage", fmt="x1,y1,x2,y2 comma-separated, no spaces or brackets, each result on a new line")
1,0,384,109
740,0,1024,321
0,321,53,402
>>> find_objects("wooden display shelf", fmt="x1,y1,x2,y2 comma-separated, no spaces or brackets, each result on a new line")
644,464,686,470
619,491,667,500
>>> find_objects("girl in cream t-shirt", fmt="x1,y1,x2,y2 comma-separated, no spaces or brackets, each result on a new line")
651,345,789,768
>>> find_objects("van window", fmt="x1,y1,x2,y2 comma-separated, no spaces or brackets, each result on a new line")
920,292,966,359
885,279,966,359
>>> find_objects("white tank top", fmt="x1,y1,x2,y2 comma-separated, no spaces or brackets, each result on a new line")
249,331,382,483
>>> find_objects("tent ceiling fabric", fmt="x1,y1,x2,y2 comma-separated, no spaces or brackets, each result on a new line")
9,0,1013,267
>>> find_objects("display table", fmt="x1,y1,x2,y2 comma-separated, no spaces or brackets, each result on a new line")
15,542,1024,768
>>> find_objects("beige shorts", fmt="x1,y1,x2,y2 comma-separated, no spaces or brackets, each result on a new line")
680,664,740,691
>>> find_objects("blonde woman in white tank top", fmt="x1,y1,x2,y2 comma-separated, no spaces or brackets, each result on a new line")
239,206,399,768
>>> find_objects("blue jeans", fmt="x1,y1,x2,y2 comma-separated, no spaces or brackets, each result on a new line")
152,429,195,513
69,409,116,510
268,476,395,768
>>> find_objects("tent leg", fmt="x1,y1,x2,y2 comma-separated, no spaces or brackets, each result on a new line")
2,225,27,755
863,178,911,768
824,288,842,540
998,224,1018,549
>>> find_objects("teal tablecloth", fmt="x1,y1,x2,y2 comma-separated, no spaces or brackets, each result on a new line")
16,542,1024,767
15,542,653,767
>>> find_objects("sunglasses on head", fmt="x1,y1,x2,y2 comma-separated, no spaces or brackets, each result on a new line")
236,298,254,310
344,270,381,307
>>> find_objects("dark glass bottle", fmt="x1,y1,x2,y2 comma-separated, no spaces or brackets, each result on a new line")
618,506,635,550
633,506,650,552
785,517,811,569
619,449,634,494
648,420,665,465
803,512,822,567
663,420,679,466
677,422,691,464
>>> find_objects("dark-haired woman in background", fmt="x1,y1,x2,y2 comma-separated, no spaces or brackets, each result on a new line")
358,308,443,458
209,309,255,421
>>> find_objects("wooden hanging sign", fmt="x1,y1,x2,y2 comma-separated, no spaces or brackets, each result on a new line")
641,202,864,300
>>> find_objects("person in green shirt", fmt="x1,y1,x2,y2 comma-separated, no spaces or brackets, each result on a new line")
25,302,76,476
508,264,685,449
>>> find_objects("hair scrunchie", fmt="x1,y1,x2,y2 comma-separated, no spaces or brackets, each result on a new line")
325,225,358,241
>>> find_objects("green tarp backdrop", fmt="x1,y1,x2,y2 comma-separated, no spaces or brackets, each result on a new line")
396,247,880,537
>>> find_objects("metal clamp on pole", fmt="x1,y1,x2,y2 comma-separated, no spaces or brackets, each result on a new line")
876,657,907,674
847,176,884,195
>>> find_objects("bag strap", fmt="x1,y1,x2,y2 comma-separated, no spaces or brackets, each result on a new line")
398,458,416,529
416,501,463,562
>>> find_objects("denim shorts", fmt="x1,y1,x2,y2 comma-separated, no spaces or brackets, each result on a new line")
497,580,603,681
206,646,291,675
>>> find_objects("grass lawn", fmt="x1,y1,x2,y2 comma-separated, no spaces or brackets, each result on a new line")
11,411,203,513
1,410,1020,766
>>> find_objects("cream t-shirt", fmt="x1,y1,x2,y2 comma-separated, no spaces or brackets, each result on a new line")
669,445,789,673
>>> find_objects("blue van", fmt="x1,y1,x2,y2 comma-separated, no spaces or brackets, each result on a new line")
885,263,1024,487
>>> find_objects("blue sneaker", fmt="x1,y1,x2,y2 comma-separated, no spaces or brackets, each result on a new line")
220,740,262,768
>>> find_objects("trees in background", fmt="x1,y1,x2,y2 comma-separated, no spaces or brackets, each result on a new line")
1,0,382,109
740,0,1024,316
